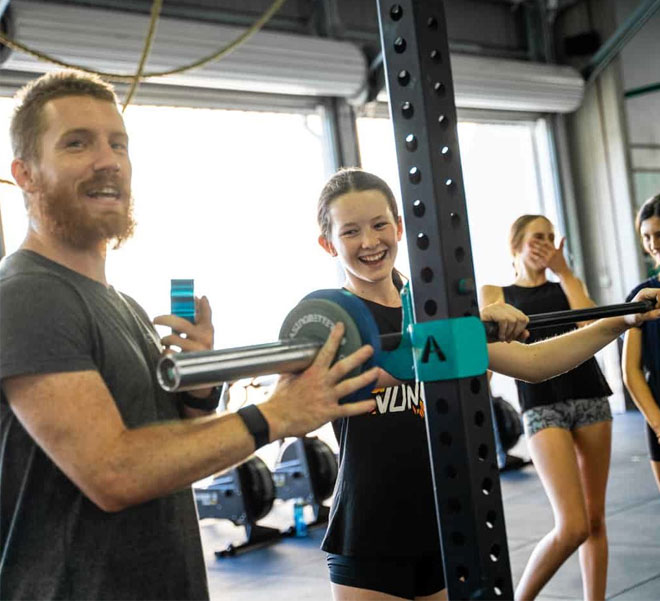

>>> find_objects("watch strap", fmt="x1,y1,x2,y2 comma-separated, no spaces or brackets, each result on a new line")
237,405,270,449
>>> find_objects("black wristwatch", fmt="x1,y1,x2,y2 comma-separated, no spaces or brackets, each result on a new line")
237,405,270,449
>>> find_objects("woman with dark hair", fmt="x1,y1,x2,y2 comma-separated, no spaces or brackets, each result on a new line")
480,215,613,601
317,170,660,601
623,193,660,493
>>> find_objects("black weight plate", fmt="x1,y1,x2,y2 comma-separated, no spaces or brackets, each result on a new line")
303,437,338,502
279,298,363,378
237,456,275,522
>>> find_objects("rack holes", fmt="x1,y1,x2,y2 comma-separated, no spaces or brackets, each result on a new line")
436,398,449,414
494,579,505,597
482,478,494,495
416,233,429,250
489,544,501,563
474,410,485,427
470,378,481,394
405,133,417,151
456,565,469,583
441,145,451,159
421,267,433,282
430,49,442,63
397,69,411,86
390,4,403,20
433,82,446,96
394,36,407,53
412,199,425,217
401,101,414,119
455,246,465,262
485,510,497,529
409,167,421,184
424,299,437,316
427,16,438,29
445,178,454,189
478,444,489,461
450,211,461,227
438,114,449,128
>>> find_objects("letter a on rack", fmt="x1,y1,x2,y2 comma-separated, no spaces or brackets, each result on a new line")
421,336,446,364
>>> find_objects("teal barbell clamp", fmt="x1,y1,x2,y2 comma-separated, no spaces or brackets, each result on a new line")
378,283,489,382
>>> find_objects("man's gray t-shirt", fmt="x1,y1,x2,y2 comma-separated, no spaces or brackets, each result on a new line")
0,250,209,600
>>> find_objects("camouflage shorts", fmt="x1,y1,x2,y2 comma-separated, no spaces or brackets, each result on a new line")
522,397,612,438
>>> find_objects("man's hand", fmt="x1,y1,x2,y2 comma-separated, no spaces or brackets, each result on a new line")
481,302,530,343
626,288,660,327
154,296,214,352
154,296,214,400
260,323,378,439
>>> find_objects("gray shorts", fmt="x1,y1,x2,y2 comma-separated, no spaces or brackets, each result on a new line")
523,397,612,438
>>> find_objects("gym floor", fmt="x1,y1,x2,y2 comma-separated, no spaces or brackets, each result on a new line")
199,411,660,601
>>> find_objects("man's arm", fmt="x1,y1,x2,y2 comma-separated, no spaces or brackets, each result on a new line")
3,323,378,513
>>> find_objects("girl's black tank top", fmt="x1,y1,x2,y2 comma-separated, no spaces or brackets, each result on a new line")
502,281,612,412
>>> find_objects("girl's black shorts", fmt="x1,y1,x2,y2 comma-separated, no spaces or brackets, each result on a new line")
327,553,445,599
647,421,660,461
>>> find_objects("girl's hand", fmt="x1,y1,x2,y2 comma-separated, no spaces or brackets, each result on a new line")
626,288,660,327
481,302,530,343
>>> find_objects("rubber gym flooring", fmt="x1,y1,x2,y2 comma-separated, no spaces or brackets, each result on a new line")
200,411,660,600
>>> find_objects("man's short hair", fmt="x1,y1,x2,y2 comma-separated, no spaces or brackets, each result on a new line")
10,70,118,162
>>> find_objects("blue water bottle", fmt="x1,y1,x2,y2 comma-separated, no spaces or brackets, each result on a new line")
293,499,308,537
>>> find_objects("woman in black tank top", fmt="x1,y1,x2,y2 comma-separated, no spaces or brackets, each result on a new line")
316,174,660,601
481,215,612,601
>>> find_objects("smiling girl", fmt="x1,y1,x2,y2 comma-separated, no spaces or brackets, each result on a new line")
317,169,660,601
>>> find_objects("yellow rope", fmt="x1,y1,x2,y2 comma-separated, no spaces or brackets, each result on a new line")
0,178,16,186
122,0,163,112
0,0,287,82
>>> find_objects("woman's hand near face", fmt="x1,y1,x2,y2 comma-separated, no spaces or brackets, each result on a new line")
481,302,530,343
530,237,570,276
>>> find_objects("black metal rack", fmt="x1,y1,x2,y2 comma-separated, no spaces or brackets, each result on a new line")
376,2,513,598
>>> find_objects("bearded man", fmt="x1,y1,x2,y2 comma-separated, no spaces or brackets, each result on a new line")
0,70,378,600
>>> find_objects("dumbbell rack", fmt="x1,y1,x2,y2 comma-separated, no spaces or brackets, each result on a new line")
376,2,513,599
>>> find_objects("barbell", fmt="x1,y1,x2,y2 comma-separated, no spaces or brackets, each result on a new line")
157,287,653,398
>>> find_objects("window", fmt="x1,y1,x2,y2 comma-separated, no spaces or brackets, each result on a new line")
0,100,336,350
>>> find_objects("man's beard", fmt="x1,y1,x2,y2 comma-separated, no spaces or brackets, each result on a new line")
34,176,137,250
